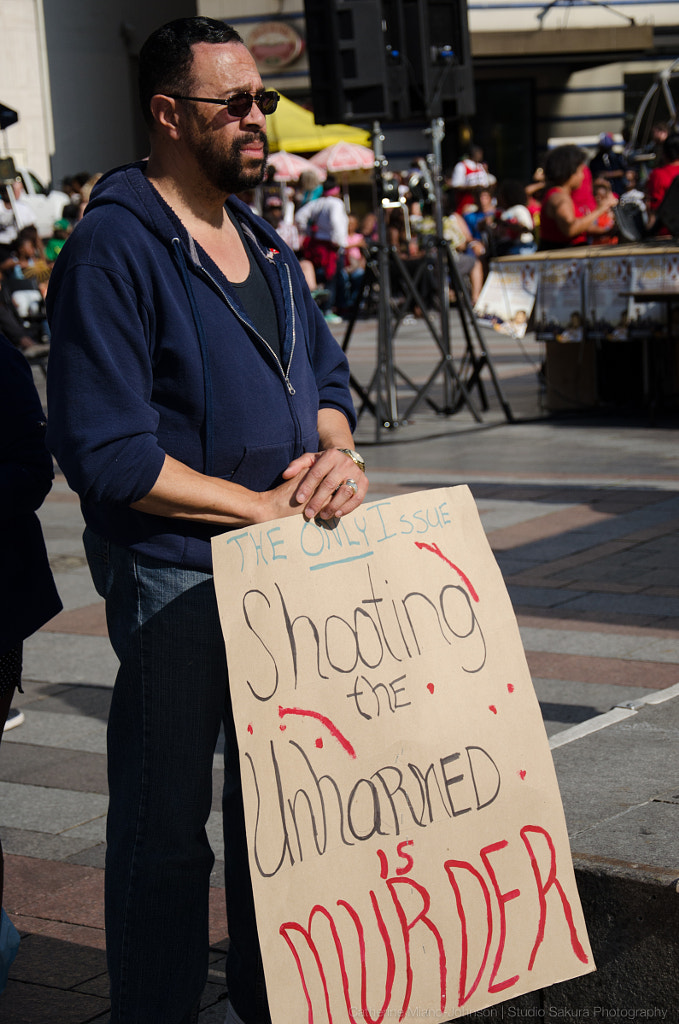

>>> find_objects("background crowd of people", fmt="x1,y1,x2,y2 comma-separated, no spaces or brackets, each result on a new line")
252,125,679,322
2,124,679,345
0,171,100,357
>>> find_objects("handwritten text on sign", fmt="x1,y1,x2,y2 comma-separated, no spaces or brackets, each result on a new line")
212,487,594,1023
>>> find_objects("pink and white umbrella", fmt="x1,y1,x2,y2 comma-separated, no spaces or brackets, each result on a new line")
309,141,375,175
267,150,326,183
309,142,375,210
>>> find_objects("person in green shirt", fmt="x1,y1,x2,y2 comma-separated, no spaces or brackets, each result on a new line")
44,218,71,262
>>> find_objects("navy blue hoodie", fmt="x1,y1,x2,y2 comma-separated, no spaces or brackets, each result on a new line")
46,163,356,572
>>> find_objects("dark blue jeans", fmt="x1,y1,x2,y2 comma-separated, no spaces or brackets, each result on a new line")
84,530,269,1024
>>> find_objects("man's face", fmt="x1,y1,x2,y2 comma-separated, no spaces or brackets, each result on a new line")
180,42,270,195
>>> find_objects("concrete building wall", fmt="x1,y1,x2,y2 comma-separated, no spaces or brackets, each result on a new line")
521,56,679,148
534,64,630,150
42,0,197,187
468,0,676,32
0,0,54,184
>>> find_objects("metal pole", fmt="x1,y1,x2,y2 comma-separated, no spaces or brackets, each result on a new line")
428,118,455,410
372,121,399,436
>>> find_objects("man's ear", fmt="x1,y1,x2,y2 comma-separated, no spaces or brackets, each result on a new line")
149,95,182,139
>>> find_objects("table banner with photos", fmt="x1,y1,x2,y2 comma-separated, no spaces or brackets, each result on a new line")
478,245,679,343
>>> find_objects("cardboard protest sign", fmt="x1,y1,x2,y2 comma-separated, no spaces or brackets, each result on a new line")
212,486,594,1023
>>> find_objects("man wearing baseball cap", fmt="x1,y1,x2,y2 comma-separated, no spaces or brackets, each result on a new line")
589,132,628,196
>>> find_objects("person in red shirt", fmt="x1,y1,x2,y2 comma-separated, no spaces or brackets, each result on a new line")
645,134,679,233
450,145,496,214
538,144,617,250
571,162,596,219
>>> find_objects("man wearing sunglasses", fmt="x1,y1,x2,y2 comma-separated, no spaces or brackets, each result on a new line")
46,16,368,1024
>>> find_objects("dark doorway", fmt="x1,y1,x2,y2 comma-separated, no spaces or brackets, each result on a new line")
467,78,536,186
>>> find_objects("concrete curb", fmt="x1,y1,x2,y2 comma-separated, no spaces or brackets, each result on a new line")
549,680,679,750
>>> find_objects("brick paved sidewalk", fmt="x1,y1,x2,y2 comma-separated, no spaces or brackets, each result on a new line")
2,321,678,1021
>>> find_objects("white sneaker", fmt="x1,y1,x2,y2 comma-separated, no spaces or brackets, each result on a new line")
3,708,24,732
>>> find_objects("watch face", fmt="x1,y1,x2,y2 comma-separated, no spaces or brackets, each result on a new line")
344,449,365,471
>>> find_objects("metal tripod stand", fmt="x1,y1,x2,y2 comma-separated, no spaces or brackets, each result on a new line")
341,120,513,439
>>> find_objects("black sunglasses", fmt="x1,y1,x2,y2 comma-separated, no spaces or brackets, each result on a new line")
169,90,279,118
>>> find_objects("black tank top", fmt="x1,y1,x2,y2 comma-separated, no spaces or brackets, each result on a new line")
227,209,281,360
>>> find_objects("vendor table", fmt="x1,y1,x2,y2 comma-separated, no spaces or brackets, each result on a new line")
480,242,679,412
620,289,679,417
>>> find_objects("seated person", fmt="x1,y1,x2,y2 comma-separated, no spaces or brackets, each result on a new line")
495,180,536,255
341,213,366,314
45,219,72,262
590,180,618,245
618,168,646,208
4,230,51,344
9,228,51,297
589,133,627,197
441,204,484,305
464,188,498,259
0,250,47,354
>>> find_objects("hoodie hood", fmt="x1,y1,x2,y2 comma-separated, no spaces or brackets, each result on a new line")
84,161,282,267
47,161,356,572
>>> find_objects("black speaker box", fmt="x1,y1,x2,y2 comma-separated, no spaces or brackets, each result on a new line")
303,0,393,124
303,0,475,125
382,0,475,121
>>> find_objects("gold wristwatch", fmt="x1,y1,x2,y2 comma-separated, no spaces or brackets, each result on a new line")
338,448,366,473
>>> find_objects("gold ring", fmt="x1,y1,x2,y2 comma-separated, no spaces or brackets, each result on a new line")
345,478,358,497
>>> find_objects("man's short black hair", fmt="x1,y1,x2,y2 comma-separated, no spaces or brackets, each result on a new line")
138,17,243,129
544,144,587,187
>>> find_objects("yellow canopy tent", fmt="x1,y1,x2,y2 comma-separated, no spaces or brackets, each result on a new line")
267,94,370,153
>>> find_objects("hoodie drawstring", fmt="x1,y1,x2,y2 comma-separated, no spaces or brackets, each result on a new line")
171,239,214,477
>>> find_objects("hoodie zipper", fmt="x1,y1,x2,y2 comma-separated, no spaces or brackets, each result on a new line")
197,249,297,395
279,258,297,395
